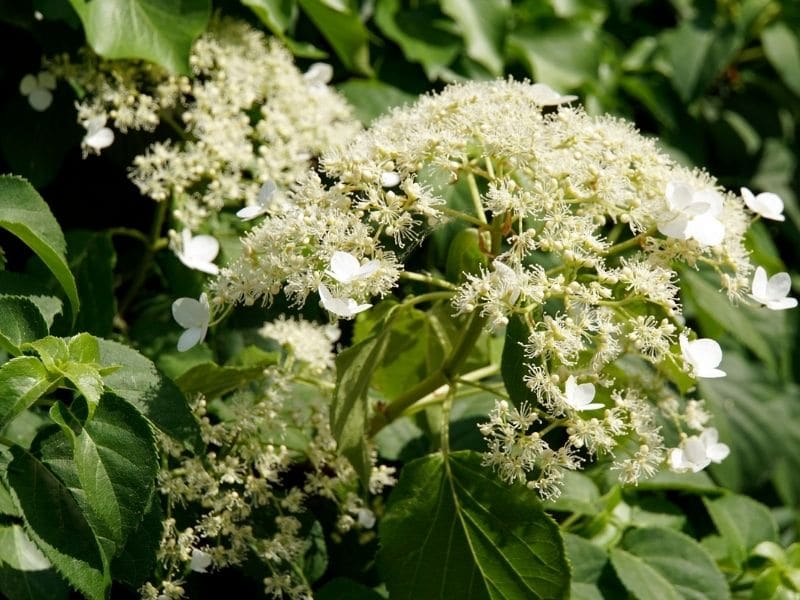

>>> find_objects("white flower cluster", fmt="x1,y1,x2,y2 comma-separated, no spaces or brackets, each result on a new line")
149,317,391,599
49,17,361,230
210,79,795,499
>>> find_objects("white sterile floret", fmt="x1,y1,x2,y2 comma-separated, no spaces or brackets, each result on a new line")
303,62,333,87
176,229,220,275
741,187,785,221
189,548,212,573
668,427,729,473
19,72,56,111
237,180,276,221
657,181,725,246
326,251,380,284
529,83,578,106
81,116,114,152
749,266,798,310
318,284,371,319
380,171,401,188
563,376,604,411
679,334,726,378
172,293,210,352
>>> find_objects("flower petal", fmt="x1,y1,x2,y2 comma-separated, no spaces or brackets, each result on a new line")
28,88,53,112
688,214,725,246
172,297,208,328
19,74,37,95
84,127,114,150
751,266,768,298
328,251,361,283
765,271,792,300
186,234,220,264
177,327,205,352
236,204,267,220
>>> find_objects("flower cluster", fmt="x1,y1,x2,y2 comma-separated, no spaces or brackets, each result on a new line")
146,317,392,599
209,78,795,499
49,17,361,233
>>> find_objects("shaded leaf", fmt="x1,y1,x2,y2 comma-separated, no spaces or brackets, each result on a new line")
111,494,162,587
762,22,800,97
66,231,116,337
440,0,509,75
0,176,79,325
0,525,69,600
704,494,778,565
297,0,371,75
0,356,54,430
6,446,109,600
337,79,415,125
67,0,211,75
379,450,569,599
0,296,48,356
175,355,279,398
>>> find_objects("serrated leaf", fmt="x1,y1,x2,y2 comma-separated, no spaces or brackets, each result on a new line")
68,0,211,75
440,0,508,75
67,231,116,337
704,494,778,566
762,22,800,97
110,494,162,587
59,363,105,410
98,338,203,452
297,0,371,75
6,446,109,600
373,0,461,79
175,356,279,398
0,296,48,355
610,527,728,600
379,450,570,599
0,525,69,600
0,356,54,430
564,533,608,600
21,336,68,372
49,395,158,553
331,331,392,484
0,272,62,329
0,176,79,325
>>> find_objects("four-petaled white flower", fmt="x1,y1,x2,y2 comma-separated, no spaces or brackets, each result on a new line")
326,251,379,284
318,284,371,319
82,116,115,152
176,229,220,275
563,375,604,411
380,171,401,188
741,187,785,221
172,293,210,352
657,181,725,246
669,427,730,473
529,83,578,106
19,72,56,111
237,180,276,221
189,548,213,573
304,62,333,87
679,334,726,378
749,266,798,310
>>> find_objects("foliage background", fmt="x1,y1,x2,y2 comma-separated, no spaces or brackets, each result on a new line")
0,0,798,598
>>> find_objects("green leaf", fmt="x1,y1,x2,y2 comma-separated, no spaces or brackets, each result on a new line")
337,79,415,125
446,228,489,283
610,527,728,600
507,22,601,90
67,0,211,75
659,22,743,102
440,0,509,75
67,231,117,337
242,0,297,34
175,356,279,398
0,176,79,326
0,272,63,329
6,446,109,600
501,314,532,407
564,533,609,600
0,297,48,356
49,395,158,551
762,22,800,97
110,494,162,587
331,330,392,483
0,356,54,430
316,578,384,600
21,336,68,372
0,525,69,600
704,494,778,565
98,339,203,452
297,0,371,75
379,450,570,599
547,471,600,515
373,0,461,79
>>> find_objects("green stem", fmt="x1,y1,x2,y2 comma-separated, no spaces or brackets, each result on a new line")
466,172,488,224
399,270,458,290
399,291,454,308
439,205,487,227
370,310,488,434
108,227,150,245
118,199,169,316
604,227,656,256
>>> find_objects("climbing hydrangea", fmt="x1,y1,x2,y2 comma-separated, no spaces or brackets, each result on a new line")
212,79,789,499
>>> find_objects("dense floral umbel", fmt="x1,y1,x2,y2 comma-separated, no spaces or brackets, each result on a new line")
49,18,360,229
144,318,392,600
216,79,775,498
